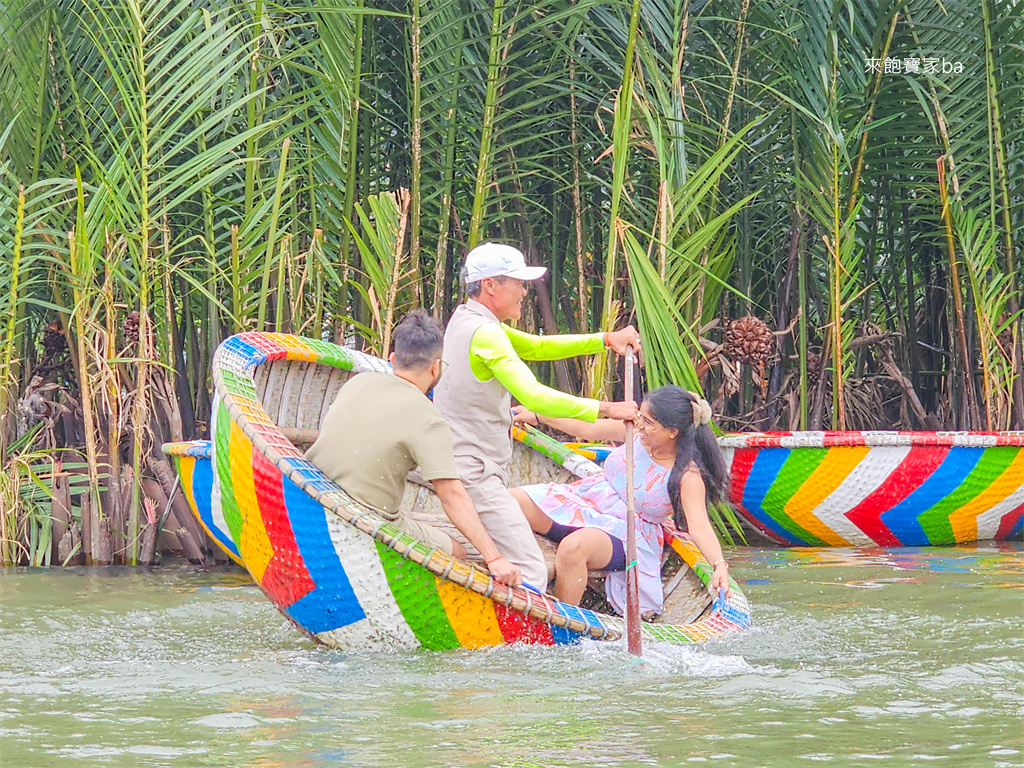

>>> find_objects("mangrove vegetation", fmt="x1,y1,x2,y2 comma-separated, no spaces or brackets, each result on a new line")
0,0,1020,564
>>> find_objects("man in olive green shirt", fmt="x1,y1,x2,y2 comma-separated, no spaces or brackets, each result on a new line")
306,310,521,586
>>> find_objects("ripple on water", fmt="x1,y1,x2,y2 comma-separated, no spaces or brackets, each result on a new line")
0,551,1021,768
193,712,262,729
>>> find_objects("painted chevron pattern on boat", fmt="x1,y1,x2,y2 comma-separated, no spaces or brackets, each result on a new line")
718,431,1024,546
165,332,750,652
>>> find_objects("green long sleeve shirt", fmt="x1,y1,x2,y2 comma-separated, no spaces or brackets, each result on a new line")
468,323,605,421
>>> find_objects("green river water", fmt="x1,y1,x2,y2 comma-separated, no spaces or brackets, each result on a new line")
1,545,1021,768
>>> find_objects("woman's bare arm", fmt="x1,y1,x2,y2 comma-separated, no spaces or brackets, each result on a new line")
678,468,732,597
512,406,627,442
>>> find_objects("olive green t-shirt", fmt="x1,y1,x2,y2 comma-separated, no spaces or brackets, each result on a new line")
305,372,458,518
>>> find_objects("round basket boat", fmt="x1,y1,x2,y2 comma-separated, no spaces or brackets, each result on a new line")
720,431,1024,547
164,332,750,651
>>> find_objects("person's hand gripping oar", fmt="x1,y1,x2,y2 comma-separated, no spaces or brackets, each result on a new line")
623,344,643,657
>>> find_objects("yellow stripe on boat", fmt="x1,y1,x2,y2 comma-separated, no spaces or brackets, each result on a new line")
783,447,869,547
232,394,274,425
435,578,505,649
178,454,198,520
177,452,249,567
229,420,273,581
950,449,1024,543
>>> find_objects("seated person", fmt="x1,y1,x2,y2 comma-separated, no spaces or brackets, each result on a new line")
510,386,731,614
306,309,520,586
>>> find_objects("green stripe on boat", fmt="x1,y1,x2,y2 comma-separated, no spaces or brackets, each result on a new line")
375,542,461,650
214,402,244,544
918,447,1019,543
760,448,829,545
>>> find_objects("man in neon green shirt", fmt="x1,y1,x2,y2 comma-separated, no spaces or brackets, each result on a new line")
433,243,640,589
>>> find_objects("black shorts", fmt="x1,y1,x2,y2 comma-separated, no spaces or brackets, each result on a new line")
543,521,627,571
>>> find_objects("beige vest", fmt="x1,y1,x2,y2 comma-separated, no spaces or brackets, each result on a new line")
433,300,514,475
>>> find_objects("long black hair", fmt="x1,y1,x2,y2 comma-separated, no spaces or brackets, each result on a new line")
643,385,727,529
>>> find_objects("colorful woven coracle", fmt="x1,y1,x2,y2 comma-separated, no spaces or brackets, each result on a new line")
164,332,750,651
719,431,1024,546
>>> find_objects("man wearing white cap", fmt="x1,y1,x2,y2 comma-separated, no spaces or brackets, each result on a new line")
432,242,641,590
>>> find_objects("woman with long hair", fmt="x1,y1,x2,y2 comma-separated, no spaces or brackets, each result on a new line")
510,385,730,616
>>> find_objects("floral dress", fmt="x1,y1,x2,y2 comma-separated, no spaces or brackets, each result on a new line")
521,435,674,615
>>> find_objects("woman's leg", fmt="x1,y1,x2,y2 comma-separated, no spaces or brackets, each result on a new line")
509,488,554,534
553,529,615,605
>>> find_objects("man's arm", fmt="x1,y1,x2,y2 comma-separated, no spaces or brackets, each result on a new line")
471,323,601,420
501,324,604,361
471,324,638,422
431,478,521,586
502,324,643,362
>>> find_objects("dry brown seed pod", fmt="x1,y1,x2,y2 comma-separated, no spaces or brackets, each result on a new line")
724,315,773,365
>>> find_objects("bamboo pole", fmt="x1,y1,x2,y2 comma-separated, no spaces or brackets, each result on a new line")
624,345,642,657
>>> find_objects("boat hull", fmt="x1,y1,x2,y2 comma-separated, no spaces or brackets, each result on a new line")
719,432,1024,547
166,332,750,651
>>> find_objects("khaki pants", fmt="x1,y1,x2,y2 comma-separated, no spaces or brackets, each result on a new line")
456,455,548,589
393,514,454,556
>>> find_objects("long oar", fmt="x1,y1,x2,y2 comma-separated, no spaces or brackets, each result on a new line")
623,344,642,657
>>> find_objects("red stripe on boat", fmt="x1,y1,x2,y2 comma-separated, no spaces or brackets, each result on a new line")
727,447,790,542
252,449,316,608
995,504,1024,540
493,604,555,645
240,331,288,360
729,448,758,507
844,447,947,546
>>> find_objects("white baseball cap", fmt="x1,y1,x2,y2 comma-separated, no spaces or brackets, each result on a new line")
463,243,548,282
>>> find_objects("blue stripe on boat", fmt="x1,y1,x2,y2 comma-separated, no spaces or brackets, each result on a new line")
882,447,983,544
220,335,263,366
280,477,367,634
559,604,587,626
741,448,800,544
1008,510,1024,540
719,603,751,628
192,451,238,558
550,624,581,645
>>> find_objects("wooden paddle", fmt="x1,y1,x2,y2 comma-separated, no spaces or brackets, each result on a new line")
623,345,642,656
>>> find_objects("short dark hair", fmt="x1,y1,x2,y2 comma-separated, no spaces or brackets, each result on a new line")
462,268,507,298
393,309,443,370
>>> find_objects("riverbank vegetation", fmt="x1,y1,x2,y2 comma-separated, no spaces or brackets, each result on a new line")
0,0,1020,564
